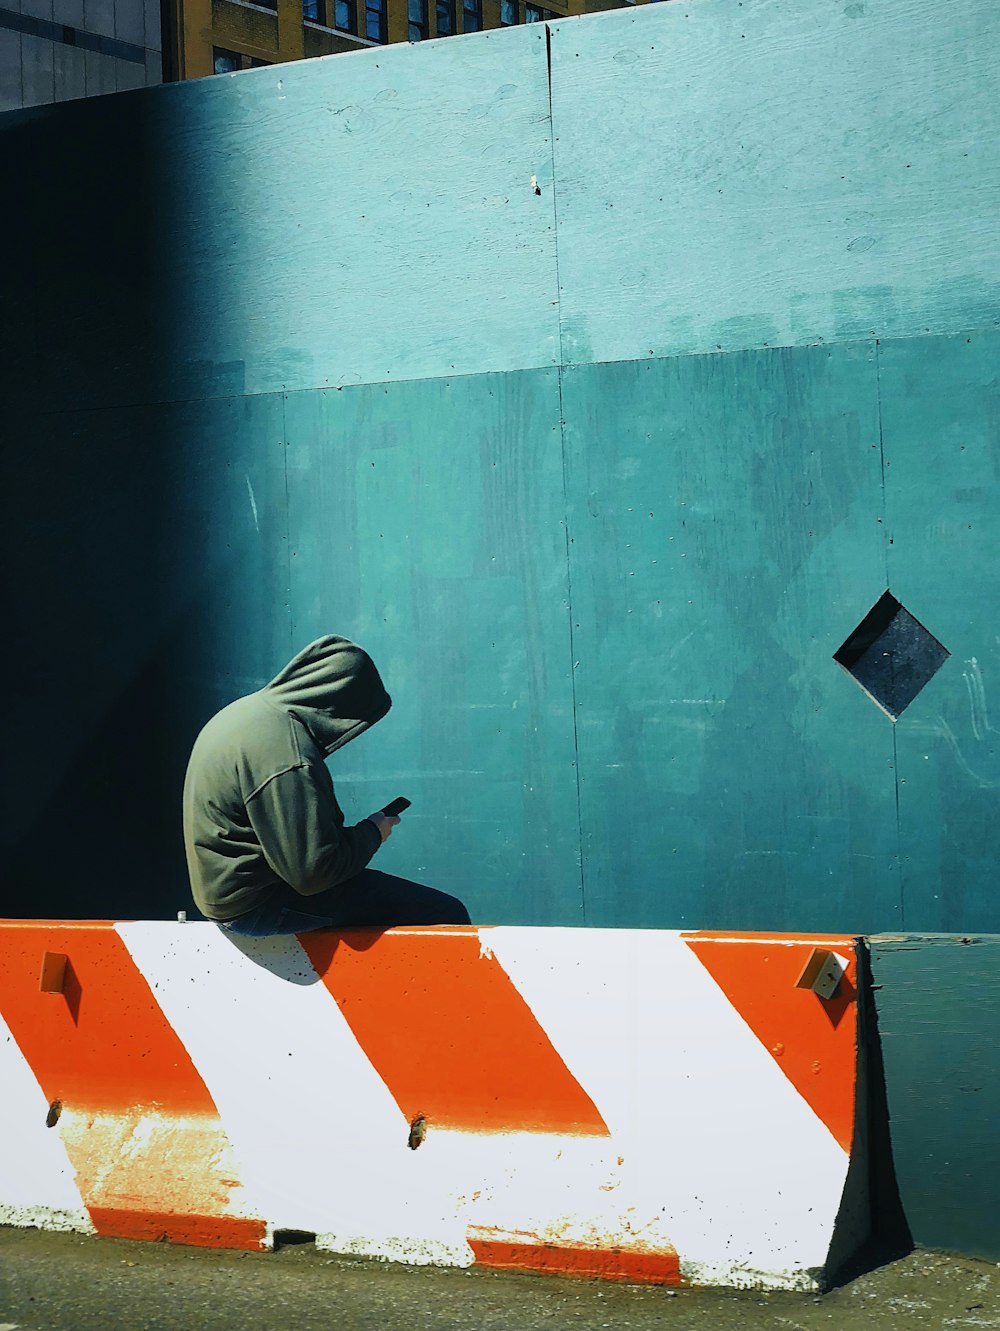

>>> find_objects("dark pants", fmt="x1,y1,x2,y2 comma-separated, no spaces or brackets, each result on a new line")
217,868,471,937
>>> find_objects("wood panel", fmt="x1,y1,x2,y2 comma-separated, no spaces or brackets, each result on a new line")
881,331,1000,932
284,369,580,924
548,0,1000,364
1,24,558,412
562,342,898,930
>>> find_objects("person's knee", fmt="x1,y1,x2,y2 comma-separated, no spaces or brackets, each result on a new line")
428,891,471,925
389,885,471,926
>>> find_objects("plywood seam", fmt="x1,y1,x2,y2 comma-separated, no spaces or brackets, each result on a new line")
545,21,586,919
280,391,294,655
555,362,586,922
32,326,1000,418
876,338,905,928
875,338,890,591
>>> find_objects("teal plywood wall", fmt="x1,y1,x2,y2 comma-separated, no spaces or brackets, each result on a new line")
283,372,581,924
1,0,999,929
879,335,1000,932
561,343,899,929
548,0,1000,361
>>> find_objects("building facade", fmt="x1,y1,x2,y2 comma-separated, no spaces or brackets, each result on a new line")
0,0,162,108
174,0,641,82
0,0,638,110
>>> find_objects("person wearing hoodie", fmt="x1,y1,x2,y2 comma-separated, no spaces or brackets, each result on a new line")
182,634,469,936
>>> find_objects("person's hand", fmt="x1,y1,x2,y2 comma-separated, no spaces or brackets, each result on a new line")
366,810,400,843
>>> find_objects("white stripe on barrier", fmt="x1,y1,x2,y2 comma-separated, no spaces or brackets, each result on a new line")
487,928,850,1287
116,922,473,1263
0,1009,94,1235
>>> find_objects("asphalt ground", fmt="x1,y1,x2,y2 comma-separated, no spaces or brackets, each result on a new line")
1,1228,998,1331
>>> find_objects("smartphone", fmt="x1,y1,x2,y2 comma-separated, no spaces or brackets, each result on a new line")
381,796,411,817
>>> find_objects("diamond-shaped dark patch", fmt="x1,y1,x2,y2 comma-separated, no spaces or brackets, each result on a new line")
834,591,949,719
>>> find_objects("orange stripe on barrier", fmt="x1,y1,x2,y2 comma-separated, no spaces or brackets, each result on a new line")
86,1208,266,1250
682,933,858,1153
300,927,609,1137
0,924,265,1246
0,926,211,1113
469,1238,682,1284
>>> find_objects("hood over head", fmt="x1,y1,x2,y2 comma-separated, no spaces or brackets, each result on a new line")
261,635,391,755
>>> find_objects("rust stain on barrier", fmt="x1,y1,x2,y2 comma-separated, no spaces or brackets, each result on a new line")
469,1231,682,1284
2,925,267,1248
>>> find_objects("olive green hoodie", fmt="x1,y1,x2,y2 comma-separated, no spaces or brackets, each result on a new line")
183,635,391,922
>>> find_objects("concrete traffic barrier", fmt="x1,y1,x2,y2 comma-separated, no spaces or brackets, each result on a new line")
0,922,864,1290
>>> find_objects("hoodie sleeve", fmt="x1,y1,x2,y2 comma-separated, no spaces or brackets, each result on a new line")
245,763,383,896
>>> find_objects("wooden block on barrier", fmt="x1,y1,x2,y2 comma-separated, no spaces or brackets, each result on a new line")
795,948,848,1000
38,952,68,994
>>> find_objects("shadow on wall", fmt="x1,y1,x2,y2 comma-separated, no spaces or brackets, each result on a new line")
0,96,285,922
825,943,913,1288
1,627,231,922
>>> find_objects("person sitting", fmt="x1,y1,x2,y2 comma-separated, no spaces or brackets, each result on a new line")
182,633,469,937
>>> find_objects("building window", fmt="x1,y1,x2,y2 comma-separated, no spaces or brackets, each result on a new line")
500,0,518,21
526,3,556,17
462,0,480,30
303,0,323,20
213,47,240,72
335,0,356,30
213,46,266,71
408,0,428,38
365,0,386,39
435,0,455,31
